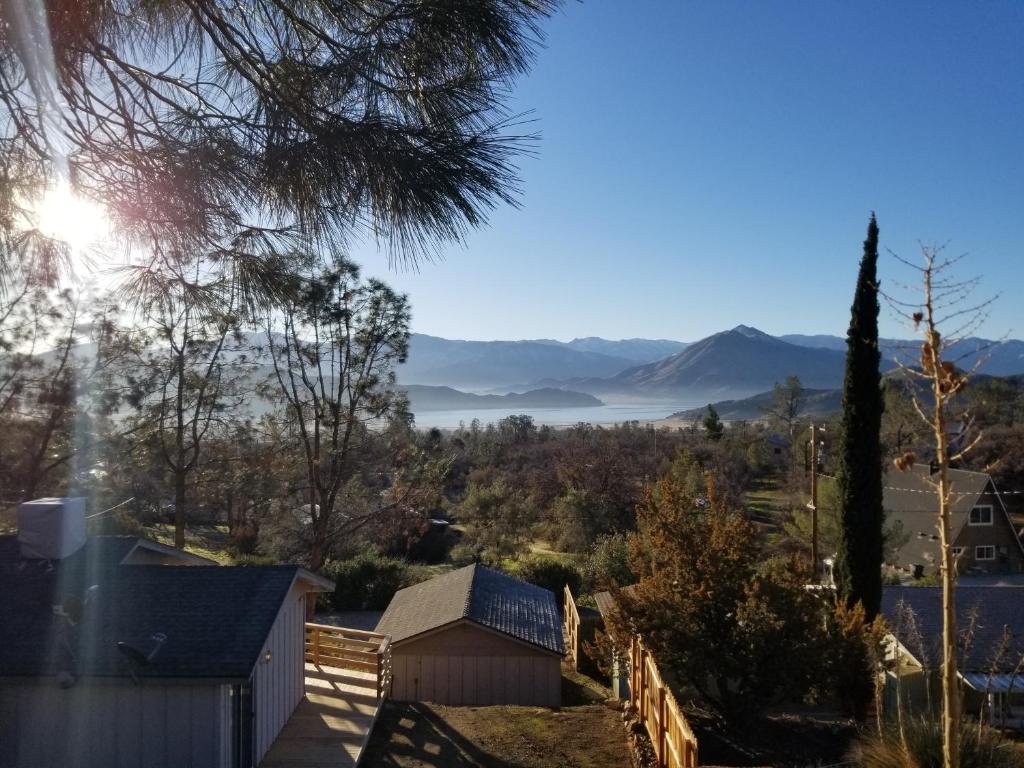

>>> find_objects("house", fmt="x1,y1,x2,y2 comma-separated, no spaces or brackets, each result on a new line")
880,585,1024,725
0,498,333,768
375,563,564,706
883,464,1024,577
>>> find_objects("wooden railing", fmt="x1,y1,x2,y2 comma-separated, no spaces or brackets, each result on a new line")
563,584,580,670
305,622,393,699
630,636,698,768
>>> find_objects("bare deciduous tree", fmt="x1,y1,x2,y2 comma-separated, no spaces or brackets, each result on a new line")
886,245,999,768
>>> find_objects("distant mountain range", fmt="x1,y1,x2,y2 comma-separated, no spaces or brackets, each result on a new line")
401,385,602,411
533,337,688,363
398,327,1024,404
399,334,634,390
781,334,1024,376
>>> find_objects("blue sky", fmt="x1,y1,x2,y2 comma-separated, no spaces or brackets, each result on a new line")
351,1,1024,343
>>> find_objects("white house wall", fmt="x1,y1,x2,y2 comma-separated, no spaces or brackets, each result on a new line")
252,583,307,765
0,679,228,768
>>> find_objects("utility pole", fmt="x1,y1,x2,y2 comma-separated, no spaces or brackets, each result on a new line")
808,423,819,578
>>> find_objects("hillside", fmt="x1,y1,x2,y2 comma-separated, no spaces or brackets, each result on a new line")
402,385,603,411
398,334,634,390
547,337,688,363
782,334,1024,376
573,326,849,400
671,388,844,422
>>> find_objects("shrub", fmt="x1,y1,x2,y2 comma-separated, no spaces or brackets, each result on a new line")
579,532,633,594
233,554,279,566
508,555,582,597
227,524,259,556
449,542,481,567
849,717,1024,768
324,550,412,611
90,510,145,538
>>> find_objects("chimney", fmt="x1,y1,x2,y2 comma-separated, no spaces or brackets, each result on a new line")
16,498,87,560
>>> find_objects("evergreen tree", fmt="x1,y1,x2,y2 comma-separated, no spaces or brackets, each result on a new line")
833,214,885,619
703,404,724,441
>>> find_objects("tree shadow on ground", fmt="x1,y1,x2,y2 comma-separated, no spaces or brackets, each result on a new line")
362,702,532,768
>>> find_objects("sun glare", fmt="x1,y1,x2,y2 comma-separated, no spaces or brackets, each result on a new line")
32,183,109,254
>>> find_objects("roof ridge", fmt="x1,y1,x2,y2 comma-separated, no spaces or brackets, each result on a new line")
461,562,477,617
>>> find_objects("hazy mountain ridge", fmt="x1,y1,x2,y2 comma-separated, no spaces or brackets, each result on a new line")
399,334,634,390
562,326,849,401
781,334,1024,376
537,336,689,362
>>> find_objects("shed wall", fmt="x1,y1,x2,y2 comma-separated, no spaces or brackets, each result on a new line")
252,583,307,765
0,679,229,768
390,622,561,706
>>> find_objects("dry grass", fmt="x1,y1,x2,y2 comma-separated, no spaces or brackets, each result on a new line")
362,673,629,768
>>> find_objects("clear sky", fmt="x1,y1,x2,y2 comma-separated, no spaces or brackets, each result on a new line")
350,1,1024,343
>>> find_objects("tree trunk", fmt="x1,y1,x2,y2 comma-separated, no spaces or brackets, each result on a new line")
934,390,959,768
174,465,187,549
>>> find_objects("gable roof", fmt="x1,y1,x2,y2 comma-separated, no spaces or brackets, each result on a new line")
375,564,564,655
881,585,1024,672
880,465,1022,569
0,534,332,680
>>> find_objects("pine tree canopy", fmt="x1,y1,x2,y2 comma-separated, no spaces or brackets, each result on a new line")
0,0,558,299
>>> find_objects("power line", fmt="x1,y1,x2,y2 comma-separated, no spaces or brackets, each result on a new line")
85,497,135,520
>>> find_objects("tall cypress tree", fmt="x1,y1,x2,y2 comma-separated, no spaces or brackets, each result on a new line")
833,214,885,619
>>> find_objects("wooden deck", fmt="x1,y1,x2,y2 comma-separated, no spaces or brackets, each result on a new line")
259,663,384,768
261,624,392,768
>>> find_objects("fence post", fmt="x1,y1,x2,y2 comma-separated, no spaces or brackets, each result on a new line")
657,684,667,766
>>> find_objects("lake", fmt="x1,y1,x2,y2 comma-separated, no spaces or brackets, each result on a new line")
410,401,700,429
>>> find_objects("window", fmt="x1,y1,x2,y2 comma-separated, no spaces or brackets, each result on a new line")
975,545,996,561
951,547,965,557
969,506,993,526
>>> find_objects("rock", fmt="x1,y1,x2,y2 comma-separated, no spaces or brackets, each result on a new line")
604,697,625,711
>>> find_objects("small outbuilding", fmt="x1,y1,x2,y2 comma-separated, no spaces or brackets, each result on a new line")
376,564,564,706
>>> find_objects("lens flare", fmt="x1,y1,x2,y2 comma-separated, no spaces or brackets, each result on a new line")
32,183,109,254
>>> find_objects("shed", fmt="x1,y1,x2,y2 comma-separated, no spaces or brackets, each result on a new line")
0,499,332,768
376,564,564,706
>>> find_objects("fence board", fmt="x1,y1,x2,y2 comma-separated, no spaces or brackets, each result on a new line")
629,636,698,768
563,585,581,670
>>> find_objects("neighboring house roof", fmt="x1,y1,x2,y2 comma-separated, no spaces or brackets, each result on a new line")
882,464,1022,569
880,585,1024,673
593,585,638,621
0,534,332,680
376,564,564,656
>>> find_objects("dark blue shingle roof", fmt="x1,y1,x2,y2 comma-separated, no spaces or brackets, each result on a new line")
376,564,564,655
881,585,1024,672
0,535,300,679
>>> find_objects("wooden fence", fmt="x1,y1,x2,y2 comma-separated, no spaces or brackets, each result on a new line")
305,622,393,699
630,635,698,768
563,584,580,670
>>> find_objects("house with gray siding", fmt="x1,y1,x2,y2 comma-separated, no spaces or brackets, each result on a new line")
883,464,1024,577
0,498,332,768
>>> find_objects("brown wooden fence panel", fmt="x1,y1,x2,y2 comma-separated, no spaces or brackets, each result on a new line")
563,585,581,670
629,636,698,768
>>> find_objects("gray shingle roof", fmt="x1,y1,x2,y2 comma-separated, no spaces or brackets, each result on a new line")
376,564,564,655
0,535,301,680
881,585,1024,672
